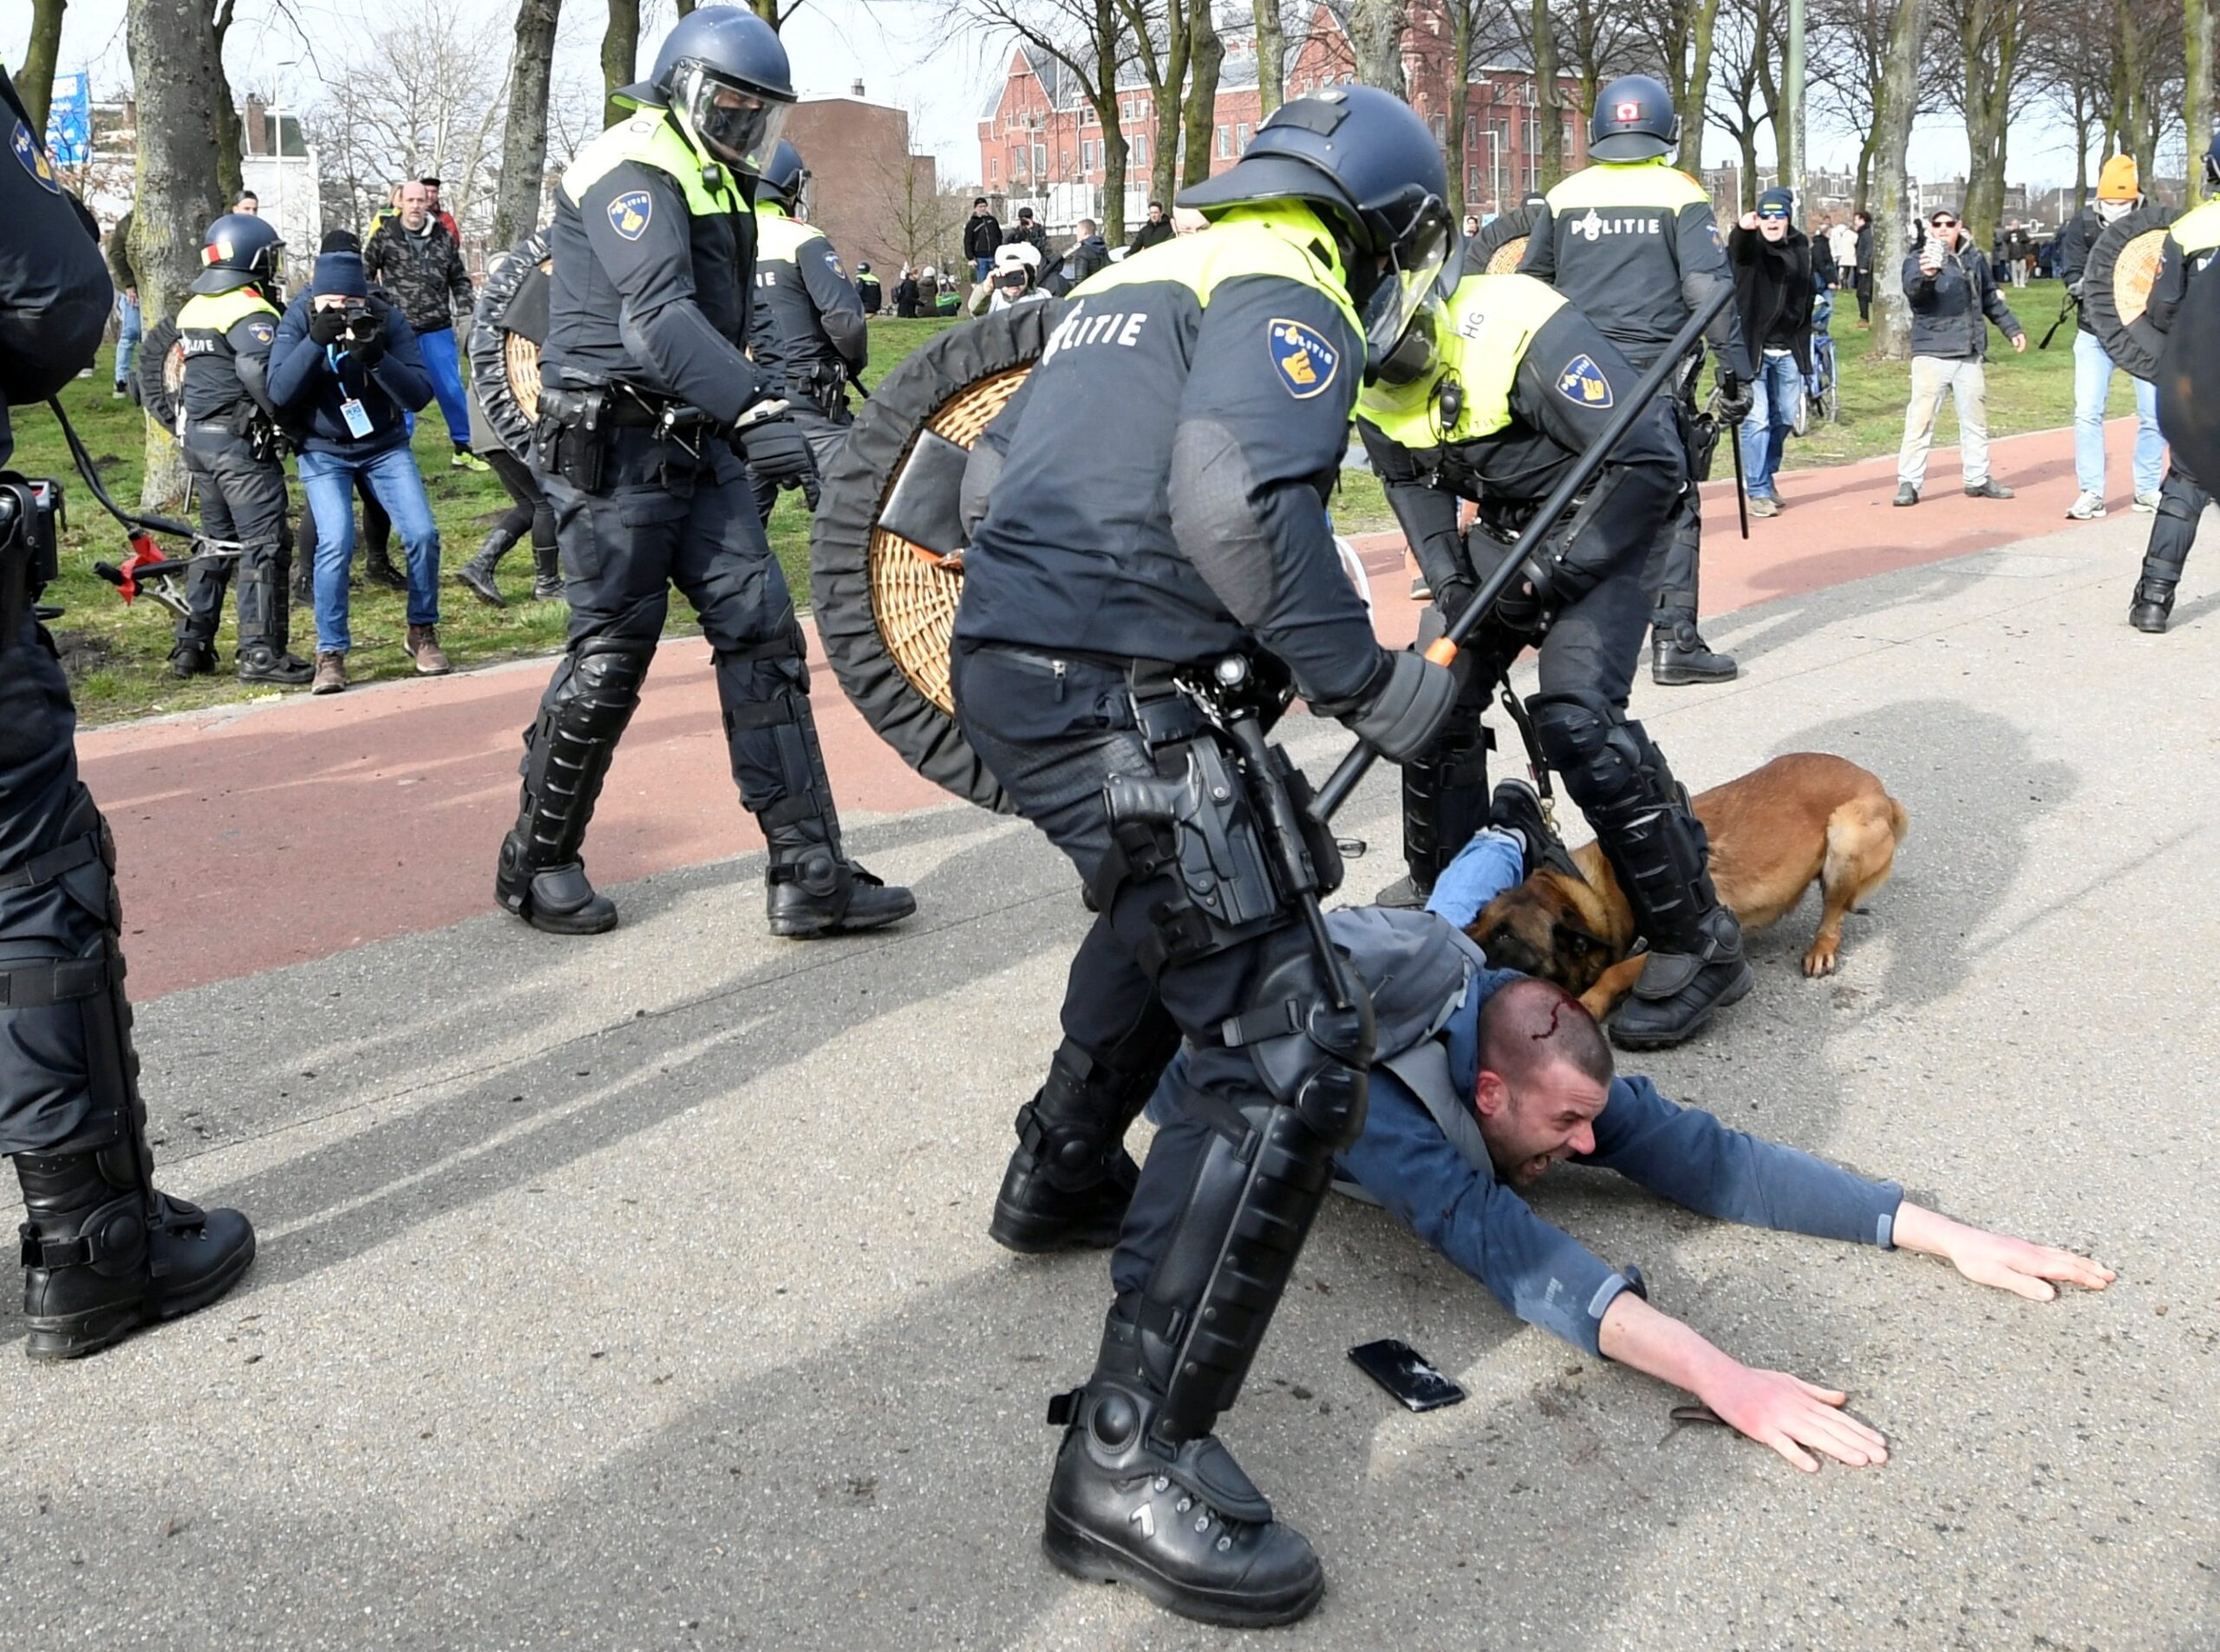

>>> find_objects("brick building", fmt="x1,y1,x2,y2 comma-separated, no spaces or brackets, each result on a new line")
786,88,942,281
975,4,1588,238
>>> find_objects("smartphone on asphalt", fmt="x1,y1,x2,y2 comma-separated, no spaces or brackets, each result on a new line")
1348,1338,1468,1414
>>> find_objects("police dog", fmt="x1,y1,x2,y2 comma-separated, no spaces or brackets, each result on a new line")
1469,753,1909,1019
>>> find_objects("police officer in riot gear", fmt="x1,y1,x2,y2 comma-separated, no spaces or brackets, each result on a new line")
954,87,1458,1624
2127,132,2220,633
0,63,256,1358
498,6,913,938
745,139,869,525
1358,270,1753,1048
169,212,314,685
1519,74,1751,686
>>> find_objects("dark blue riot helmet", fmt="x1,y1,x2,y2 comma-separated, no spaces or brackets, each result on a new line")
190,212,286,296
1588,75,1681,163
752,140,809,209
622,5,797,173
1177,85,1454,380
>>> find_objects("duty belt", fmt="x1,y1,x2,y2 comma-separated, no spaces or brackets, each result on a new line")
0,954,114,1009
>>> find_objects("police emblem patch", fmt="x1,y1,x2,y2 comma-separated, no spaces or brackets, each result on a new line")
609,189,654,241
11,121,61,194
1268,318,1340,399
248,321,275,344
1556,354,1614,408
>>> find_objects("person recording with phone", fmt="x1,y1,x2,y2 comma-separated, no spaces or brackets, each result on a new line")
265,249,451,692
1138,817,2113,1472
1893,206,2026,508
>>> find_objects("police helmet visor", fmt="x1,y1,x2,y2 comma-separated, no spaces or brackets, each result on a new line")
1356,193,1454,380
1372,293,1444,389
670,60,789,171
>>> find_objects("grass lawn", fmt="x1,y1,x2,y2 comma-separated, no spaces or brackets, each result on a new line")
19,283,2126,724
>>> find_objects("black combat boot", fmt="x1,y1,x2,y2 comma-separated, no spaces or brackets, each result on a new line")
362,541,408,592
456,530,510,608
2128,554,2185,634
237,643,315,686
1650,616,1738,685
530,536,563,603
167,640,217,679
762,822,917,937
496,850,617,934
15,1144,256,1361
1041,1308,1325,1627
990,1026,1179,1253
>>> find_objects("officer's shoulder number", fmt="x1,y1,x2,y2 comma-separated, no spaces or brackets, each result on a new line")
1268,317,1340,400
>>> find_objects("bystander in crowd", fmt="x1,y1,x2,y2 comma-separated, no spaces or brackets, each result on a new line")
1895,205,2027,508
364,180,481,471
2058,157,2164,519
1728,187,1815,518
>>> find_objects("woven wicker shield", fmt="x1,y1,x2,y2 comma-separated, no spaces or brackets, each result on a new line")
809,304,1069,813
467,232,554,460
1462,203,1539,278
135,316,185,430
2084,205,2178,381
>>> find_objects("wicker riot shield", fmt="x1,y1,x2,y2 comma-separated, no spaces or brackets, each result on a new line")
808,304,1070,813
2084,205,2178,381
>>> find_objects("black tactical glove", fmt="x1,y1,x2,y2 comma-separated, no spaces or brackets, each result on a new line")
739,415,821,510
1432,575,1479,627
306,306,349,345
343,321,388,367
1339,648,1458,764
1465,525,1554,636
1715,369,1754,424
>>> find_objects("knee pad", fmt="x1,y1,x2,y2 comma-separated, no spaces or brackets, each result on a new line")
1222,943,1375,1150
559,637,654,735
1531,691,1649,818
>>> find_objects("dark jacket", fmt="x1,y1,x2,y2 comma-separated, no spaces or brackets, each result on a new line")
1854,222,1874,273
1041,233,1110,297
1728,223,1817,375
362,214,473,337
107,207,135,294
1811,231,1839,291
264,293,433,456
1127,217,1176,256
963,212,1002,261
2055,204,2114,336
1009,219,1051,260
1903,239,2023,361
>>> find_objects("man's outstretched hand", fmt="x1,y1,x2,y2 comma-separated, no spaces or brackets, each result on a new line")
1891,1202,2115,1301
1696,1365,1888,1473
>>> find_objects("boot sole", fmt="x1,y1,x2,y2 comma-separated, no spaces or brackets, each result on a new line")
1609,961,1755,1051
767,891,918,939
1041,1512,1325,1629
25,1229,257,1362
1651,665,1739,686
457,572,506,608
988,1203,1124,1255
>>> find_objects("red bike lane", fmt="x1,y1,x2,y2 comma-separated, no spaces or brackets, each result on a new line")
86,421,2142,999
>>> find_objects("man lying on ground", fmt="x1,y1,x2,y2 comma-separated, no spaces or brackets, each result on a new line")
1131,787,2112,1471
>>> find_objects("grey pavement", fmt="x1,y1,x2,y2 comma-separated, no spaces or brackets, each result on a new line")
4,511,2218,1649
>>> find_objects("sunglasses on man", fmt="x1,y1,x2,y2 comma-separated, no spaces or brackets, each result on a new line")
1929,216,1960,229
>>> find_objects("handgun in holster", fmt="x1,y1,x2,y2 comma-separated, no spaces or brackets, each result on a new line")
533,384,610,491
0,473,62,649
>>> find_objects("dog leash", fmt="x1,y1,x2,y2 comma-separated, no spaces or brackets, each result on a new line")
1494,675,1588,885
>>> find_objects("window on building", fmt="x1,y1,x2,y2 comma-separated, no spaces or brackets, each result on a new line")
990,157,1000,185
1034,142,1047,177
1217,124,1231,158
1133,132,1147,167
1468,164,1482,196
1428,113,1446,142
1466,114,1477,146
1236,121,1250,149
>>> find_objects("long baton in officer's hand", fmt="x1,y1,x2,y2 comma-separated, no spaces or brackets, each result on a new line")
1723,388,1751,539
1313,284,1737,825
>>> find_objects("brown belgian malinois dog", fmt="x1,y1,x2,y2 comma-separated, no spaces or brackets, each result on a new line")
1467,753,1910,1021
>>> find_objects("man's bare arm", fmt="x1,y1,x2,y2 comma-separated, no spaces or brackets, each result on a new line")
1890,1202,2116,1299
1597,1291,1887,1472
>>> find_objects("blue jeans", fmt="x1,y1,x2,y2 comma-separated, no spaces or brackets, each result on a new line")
114,292,141,385
1739,349,1803,499
297,442,441,652
972,255,993,282
2072,328,2164,498
415,324,471,450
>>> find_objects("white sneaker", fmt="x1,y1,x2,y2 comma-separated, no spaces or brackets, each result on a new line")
2132,491,2162,513
2065,490,2106,520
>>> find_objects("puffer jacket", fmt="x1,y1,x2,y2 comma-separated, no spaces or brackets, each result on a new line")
1903,240,2022,361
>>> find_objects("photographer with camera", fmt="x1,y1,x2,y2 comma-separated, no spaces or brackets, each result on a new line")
265,249,451,692
0,62,258,1359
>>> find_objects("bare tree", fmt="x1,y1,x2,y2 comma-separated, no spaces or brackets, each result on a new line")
494,0,565,246
1349,0,1407,89
1926,0,2040,251
1179,0,1224,186
127,0,228,506
1113,0,1203,206
1554,0,1642,122
1809,0,1916,212
1706,0,1783,211
213,0,245,203
1254,0,1287,114
1871,0,1928,358
21,0,68,132
602,0,640,125
1531,0,1564,188
2192,0,2214,203
1632,0,1728,173
973,0,1134,241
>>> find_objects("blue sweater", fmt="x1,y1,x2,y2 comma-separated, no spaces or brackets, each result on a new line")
264,293,433,456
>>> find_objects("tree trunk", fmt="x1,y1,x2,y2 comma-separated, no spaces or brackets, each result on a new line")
1254,0,1287,116
1678,0,1723,172
602,0,641,127
127,0,227,508
1853,126,1877,216
20,0,68,133
1447,0,1473,216
1350,0,1407,91
2189,0,2213,205
494,0,564,247
1871,0,1928,360
212,0,242,205
1738,125,1760,212
1182,1,1224,186
2071,101,2091,212
1093,0,1128,240
1533,0,1564,189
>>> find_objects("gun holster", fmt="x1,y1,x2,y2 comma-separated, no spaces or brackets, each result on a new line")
0,473,62,647
533,385,610,492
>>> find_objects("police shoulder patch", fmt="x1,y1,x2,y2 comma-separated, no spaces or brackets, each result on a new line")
11,121,61,194
247,320,275,344
608,188,654,242
1556,354,1614,409
1268,317,1340,399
